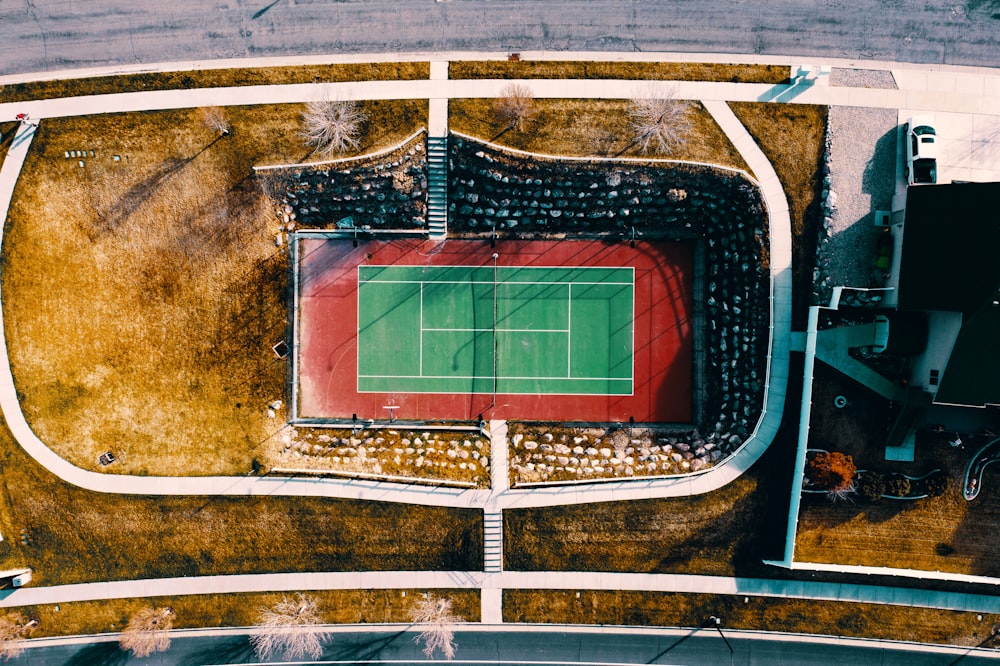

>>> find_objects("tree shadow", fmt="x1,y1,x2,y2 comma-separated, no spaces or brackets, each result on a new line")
88,135,228,239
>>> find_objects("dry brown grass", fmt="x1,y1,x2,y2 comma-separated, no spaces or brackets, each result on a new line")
450,98,748,171
0,62,429,103
449,61,789,84
7,589,480,639
0,416,482,587
2,101,425,476
505,473,765,576
504,590,998,647
728,103,827,326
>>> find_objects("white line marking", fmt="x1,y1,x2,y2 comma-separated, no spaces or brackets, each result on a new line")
567,282,573,379
419,281,424,376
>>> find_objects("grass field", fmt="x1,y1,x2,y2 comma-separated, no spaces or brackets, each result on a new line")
504,590,996,647
0,417,482,587
0,62,429,103
2,101,425,476
449,61,788,84
357,265,634,395
449,98,750,172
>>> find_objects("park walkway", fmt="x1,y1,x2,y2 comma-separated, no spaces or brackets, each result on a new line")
5,569,1000,617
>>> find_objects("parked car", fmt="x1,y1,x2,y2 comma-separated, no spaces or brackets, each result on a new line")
905,115,937,185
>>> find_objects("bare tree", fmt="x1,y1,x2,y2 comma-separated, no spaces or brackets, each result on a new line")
119,607,174,659
0,613,37,661
493,83,537,133
301,99,367,157
197,106,231,135
628,86,691,154
409,594,462,660
249,593,332,661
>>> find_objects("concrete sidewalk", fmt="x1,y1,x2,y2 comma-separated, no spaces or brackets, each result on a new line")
4,569,1000,616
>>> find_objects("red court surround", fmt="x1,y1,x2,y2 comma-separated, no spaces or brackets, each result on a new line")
296,238,692,423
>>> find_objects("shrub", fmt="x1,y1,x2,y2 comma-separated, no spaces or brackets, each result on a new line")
923,472,949,497
856,471,886,502
301,99,367,156
885,475,911,498
628,86,692,154
805,451,857,493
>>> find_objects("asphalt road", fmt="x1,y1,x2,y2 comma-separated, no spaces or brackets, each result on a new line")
1,0,999,77
12,628,1000,665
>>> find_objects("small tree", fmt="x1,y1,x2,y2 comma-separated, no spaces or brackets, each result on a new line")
0,613,37,660
119,607,174,659
628,86,691,154
805,451,857,494
301,99,367,157
197,106,230,135
249,593,331,661
856,471,886,502
409,594,462,660
493,83,537,133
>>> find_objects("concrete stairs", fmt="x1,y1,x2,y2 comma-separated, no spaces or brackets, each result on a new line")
426,135,448,239
483,511,503,573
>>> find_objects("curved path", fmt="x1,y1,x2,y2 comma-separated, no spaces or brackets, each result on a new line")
2,0,999,77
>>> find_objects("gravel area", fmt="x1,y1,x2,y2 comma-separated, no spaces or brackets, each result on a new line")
830,68,898,89
813,106,898,304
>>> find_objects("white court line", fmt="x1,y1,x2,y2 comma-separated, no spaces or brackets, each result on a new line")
361,279,632,286
422,328,571,333
359,374,631,382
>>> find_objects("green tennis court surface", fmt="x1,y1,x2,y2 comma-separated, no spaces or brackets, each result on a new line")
357,265,634,395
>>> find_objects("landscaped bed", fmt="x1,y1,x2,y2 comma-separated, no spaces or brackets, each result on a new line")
265,426,491,487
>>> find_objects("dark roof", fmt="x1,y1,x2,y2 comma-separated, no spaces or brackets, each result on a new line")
898,182,1000,407
935,302,1000,407
898,182,1000,314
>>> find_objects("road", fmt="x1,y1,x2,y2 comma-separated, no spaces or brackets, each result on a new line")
12,627,1000,665
1,0,999,77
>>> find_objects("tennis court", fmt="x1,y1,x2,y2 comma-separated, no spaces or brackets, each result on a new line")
357,265,633,395
295,238,692,423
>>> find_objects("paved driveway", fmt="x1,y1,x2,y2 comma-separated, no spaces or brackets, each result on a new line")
896,110,1000,186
